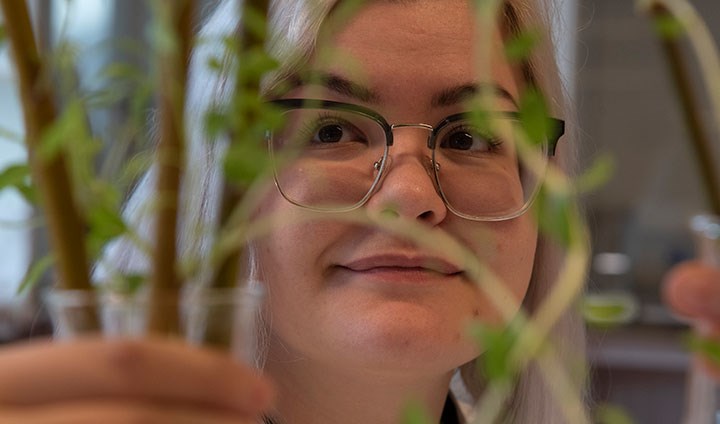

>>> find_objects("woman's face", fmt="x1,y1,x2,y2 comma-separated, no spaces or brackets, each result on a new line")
257,0,537,374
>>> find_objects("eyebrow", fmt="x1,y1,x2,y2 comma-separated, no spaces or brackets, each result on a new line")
289,71,381,103
431,83,518,108
288,71,517,107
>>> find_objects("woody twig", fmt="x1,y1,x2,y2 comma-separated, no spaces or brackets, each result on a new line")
148,0,195,334
202,0,270,348
0,0,98,330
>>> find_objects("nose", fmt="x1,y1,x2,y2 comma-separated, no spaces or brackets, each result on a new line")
365,127,447,226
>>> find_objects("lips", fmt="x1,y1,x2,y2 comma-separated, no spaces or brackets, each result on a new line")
341,254,463,275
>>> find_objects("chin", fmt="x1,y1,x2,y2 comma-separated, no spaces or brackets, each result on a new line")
327,300,482,373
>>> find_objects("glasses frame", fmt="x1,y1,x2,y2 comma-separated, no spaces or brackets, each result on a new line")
266,98,565,222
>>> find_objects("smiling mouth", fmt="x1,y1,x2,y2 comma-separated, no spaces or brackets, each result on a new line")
335,265,464,286
346,265,461,275
343,255,462,273
338,255,465,283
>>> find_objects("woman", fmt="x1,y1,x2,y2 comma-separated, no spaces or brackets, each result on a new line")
242,0,585,422
190,0,587,421
0,0,585,422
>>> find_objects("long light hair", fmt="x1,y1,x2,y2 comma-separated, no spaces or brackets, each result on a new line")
104,0,587,422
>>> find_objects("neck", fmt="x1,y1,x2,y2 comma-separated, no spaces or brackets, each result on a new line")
263,351,454,424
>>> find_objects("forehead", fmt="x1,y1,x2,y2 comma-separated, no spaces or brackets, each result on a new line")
329,0,479,54
305,0,519,109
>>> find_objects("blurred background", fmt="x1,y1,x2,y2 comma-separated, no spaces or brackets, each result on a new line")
1,1,719,423
578,1,720,423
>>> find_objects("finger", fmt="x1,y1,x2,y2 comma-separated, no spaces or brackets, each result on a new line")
663,261,720,321
0,400,259,424
0,338,274,415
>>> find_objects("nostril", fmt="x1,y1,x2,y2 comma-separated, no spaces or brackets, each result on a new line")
418,209,437,222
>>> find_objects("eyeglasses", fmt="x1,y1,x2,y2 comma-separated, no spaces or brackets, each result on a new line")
266,98,565,222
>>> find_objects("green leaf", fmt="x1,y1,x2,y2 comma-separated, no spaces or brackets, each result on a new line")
653,13,685,40
242,5,269,45
0,125,23,144
54,41,81,74
467,322,520,383
17,255,55,295
14,183,38,205
518,87,551,147
533,185,574,247
51,41,83,97
687,333,720,366
0,164,37,204
149,3,179,57
101,62,145,81
575,154,615,193
38,96,101,211
230,100,285,136
89,62,151,109
204,108,229,139
0,164,31,190
39,99,89,162
110,273,146,295
401,400,433,424
223,135,270,184
86,196,127,258
119,151,154,185
206,55,225,72
124,274,145,293
594,404,636,424
238,49,279,80
505,29,540,63
85,87,125,108
129,79,154,119
88,203,126,241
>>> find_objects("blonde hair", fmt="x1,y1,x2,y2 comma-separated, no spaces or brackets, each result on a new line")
105,0,587,422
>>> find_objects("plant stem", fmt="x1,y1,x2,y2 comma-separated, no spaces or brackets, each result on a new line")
149,0,194,334
648,4,720,215
1,0,98,332
200,0,269,349
209,184,244,289
0,2,94,293
209,0,269,290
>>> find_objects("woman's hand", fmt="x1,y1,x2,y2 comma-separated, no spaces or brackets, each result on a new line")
664,260,720,378
0,337,274,423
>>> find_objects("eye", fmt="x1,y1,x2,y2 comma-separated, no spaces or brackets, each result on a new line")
317,124,344,143
439,125,501,153
304,116,367,145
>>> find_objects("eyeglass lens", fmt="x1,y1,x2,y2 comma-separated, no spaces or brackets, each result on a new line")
268,107,546,219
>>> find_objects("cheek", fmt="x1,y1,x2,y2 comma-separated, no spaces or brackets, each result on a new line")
253,204,334,292
460,216,537,323
252,196,343,328
497,219,537,298
253,215,326,352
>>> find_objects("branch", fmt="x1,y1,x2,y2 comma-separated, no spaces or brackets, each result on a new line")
200,0,270,349
149,0,195,334
644,2,720,215
208,0,270,291
0,2,93,293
